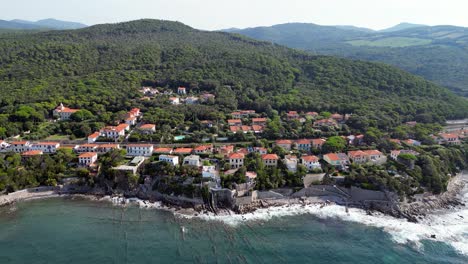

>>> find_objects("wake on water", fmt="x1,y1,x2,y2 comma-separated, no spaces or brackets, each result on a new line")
107,192,468,256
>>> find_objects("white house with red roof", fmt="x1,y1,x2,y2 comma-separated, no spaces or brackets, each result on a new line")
97,144,121,153
301,155,321,171
126,144,154,157
296,139,311,152
10,141,31,153
228,119,242,126
275,139,293,151
228,153,245,169
437,133,460,145
169,97,180,105
177,86,187,94
314,118,338,128
30,142,60,154
311,139,326,149
252,147,268,155
53,103,80,120
323,153,350,168
252,118,267,126
262,154,279,167
75,144,99,153
78,152,98,167
193,145,213,154
138,124,156,134
88,132,100,143
100,124,128,139
125,116,137,126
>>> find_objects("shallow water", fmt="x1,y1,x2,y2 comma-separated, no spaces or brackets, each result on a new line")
0,198,466,263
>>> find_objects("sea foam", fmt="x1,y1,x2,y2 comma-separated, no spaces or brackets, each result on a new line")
177,194,468,256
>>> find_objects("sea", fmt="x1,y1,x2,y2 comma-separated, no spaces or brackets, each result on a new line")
0,193,467,264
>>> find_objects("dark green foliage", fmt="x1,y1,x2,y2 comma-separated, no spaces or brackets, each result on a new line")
0,19,466,140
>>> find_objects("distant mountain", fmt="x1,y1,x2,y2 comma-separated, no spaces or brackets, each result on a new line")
226,23,468,97
0,19,87,30
334,25,375,33
0,20,43,30
380,22,427,32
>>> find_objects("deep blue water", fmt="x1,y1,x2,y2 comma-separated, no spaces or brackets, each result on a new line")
0,198,466,264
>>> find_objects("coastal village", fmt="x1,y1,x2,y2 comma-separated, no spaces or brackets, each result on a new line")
0,85,466,207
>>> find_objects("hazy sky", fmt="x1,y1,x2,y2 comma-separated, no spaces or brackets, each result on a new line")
2,0,468,30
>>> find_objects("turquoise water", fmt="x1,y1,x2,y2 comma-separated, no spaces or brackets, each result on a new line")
0,198,466,264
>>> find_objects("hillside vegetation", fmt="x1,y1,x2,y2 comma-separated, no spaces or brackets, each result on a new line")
228,23,468,96
0,19,467,137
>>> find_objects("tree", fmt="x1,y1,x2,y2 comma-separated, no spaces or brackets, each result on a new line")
323,136,346,153
70,110,94,122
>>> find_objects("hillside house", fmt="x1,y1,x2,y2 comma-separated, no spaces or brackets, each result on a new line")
169,97,180,105
228,119,242,126
262,154,279,167
177,86,187,94
228,153,245,169
159,155,179,166
138,124,156,134
437,133,460,145
275,139,293,151
126,144,154,157
193,145,213,154
312,139,326,149
88,132,100,143
313,118,338,128
301,155,321,171
296,139,311,152
97,144,120,153
286,111,300,120
53,103,79,120
183,155,202,167
323,153,350,168
10,141,31,153
173,148,193,155
30,142,60,154
252,118,267,126
154,148,173,154
78,152,98,167
75,144,99,153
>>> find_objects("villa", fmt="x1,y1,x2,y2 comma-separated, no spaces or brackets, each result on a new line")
262,154,279,167
228,153,245,169
139,124,156,134
183,155,202,167
275,139,293,151
75,144,99,153
10,141,31,153
159,155,179,166
78,152,98,167
53,103,79,120
301,155,321,171
126,144,154,157
323,153,350,168
30,142,60,154
87,132,100,143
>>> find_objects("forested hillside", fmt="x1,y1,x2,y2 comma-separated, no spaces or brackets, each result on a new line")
0,19,467,137
228,23,468,96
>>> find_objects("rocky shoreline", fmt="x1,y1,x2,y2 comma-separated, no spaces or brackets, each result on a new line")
1,172,466,223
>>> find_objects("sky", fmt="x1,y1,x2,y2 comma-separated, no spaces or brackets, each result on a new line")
1,0,468,30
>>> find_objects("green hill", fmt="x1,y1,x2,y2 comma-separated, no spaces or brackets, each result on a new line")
0,19,467,136
228,23,468,97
